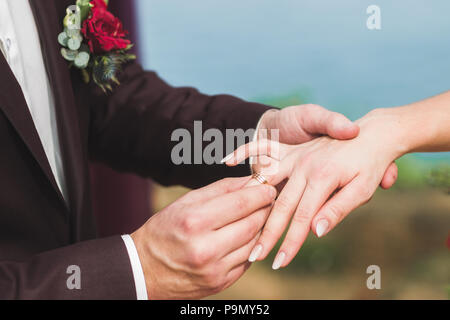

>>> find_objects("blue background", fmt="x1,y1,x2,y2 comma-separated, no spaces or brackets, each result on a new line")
135,0,450,161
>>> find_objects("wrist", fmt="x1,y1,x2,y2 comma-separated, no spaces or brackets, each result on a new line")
372,105,437,155
357,108,414,159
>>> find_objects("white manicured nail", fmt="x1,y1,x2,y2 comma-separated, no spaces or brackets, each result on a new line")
272,252,285,270
248,244,263,262
316,219,329,238
220,153,234,163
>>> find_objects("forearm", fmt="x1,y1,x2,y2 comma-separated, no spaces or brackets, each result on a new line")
0,236,136,299
392,91,450,153
361,91,450,159
88,62,271,188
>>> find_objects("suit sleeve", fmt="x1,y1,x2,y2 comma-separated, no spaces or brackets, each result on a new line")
87,62,273,189
0,236,137,300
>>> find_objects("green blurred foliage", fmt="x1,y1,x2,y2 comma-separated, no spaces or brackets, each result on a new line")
392,156,428,190
256,91,311,109
394,156,450,193
428,164,450,194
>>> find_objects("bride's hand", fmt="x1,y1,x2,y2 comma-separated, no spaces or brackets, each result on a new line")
224,109,401,269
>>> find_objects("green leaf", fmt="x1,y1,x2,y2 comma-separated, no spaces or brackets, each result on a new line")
61,48,78,61
81,68,90,84
90,51,137,92
76,0,93,22
66,28,80,38
68,37,81,51
111,76,120,85
58,32,69,47
74,51,90,69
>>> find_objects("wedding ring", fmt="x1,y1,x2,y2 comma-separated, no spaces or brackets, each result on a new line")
252,172,269,185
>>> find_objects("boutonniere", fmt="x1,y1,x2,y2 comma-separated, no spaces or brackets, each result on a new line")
58,0,136,92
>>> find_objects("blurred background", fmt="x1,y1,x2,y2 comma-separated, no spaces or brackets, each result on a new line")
102,0,450,299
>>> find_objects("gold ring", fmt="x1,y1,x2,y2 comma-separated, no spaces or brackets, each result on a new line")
252,172,269,185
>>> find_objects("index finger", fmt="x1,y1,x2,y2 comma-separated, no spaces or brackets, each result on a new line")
199,184,277,229
185,176,252,204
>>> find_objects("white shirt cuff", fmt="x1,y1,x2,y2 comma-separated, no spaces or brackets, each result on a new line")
121,234,148,300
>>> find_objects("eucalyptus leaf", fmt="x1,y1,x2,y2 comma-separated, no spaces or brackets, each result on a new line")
74,51,90,69
61,48,77,61
58,32,69,47
66,27,79,38
68,37,81,51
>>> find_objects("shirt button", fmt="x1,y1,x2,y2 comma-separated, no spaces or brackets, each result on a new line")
5,38,11,51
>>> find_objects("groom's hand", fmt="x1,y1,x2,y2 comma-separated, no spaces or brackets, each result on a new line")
131,177,277,300
258,104,360,144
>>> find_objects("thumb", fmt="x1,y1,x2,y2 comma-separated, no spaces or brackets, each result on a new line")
326,113,360,140
299,105,359,140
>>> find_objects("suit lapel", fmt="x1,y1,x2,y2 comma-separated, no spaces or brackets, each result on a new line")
0,42,67,207
29,0,91,240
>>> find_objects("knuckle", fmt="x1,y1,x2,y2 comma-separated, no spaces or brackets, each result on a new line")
274,196,292,214
310,166,333,181
180,213,200,234
283,235,299,250
261,186,276,202
222,178,235,190
261,226,279,243
327,203,342,222
179,208,206,235
187,242,213,268
292,212,311,225
235,194,249,212
302,104,320,115
330,111,344,123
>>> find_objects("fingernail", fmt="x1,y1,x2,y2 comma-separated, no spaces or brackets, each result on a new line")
248,244,263,262
220,153,234,163
316,219,329,238
272,252,286,270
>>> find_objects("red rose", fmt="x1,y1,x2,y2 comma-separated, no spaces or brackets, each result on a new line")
81,0,131,54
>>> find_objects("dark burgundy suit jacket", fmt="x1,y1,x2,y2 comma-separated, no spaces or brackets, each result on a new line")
0,0,270,299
